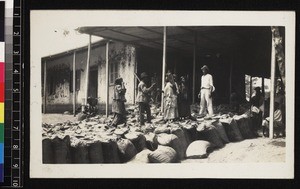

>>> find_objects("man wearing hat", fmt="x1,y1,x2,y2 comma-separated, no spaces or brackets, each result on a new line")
136,72,156,125
198,65,215,116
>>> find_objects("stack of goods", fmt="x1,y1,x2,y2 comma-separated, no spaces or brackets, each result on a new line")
42,110,257,164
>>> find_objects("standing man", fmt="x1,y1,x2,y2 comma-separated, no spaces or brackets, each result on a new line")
136,72,156,125
198,65,215,116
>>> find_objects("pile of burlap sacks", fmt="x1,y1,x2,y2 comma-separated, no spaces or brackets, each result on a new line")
42,103,256,164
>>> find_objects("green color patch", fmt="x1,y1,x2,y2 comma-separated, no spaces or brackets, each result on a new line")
0,123,3,143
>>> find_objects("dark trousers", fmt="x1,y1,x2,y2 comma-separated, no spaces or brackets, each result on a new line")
139,102,151,125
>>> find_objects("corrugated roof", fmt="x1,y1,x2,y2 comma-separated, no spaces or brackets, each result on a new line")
76,26,273,77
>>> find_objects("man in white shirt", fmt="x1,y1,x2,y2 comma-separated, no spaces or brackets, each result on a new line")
198,65,215,116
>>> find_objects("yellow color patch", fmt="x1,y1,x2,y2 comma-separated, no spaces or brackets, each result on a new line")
0,103,4,123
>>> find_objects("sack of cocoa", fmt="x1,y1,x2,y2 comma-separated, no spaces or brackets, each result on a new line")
117,138,137,163
52,135,72,163
42,138,54,163
124,132,146,152
186,140,212,159
148,145,177,163
127,149,152,163
102,139,120,163
88,141,104,163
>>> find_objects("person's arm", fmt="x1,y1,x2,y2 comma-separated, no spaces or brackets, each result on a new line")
209,75,215,92
141,82,155,94
116,85,126,94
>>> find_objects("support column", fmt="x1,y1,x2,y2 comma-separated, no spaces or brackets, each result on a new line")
192,32,197,104
161,27,167,112
133,56,137,104
262,77,265,97
105,42,110,117
84,35,92,106
43,61,47,113
269,30,276,139
72,51,76,116
250,76,252,101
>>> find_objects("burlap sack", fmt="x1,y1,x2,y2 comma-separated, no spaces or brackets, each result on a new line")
148,145,177,163
234,116,255,139
71,142,90,163
52,135,72,163
144,132,158,151
156,133,184,160
117,138,137,163
88,141,104,163
42,138,54,163
102,140,121,163
220,118,243,142
211,121,230,143
197,127,224,148
127,149,152,163
186,140,212,159
125,132,146,152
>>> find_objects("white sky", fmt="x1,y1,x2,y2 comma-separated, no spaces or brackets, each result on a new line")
31,11,103,58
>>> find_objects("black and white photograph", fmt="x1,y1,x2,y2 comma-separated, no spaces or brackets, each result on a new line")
30,11,295,178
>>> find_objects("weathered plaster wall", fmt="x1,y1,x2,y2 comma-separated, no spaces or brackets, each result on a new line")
43,41,136,113
97,43,136,113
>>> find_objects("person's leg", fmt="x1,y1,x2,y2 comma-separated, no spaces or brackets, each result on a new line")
206,90,214,116
262,119,268,137
139,103,145,125
199,90,207,115
145,103,152,123
111,113,119,127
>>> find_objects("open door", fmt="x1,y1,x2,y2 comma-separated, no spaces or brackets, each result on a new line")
88,67,98,98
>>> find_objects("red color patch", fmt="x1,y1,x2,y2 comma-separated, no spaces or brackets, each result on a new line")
0,83,3,102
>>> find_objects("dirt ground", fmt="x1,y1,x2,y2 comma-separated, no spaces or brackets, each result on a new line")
43,114,286,163
181,137,285,163
43,113,78,124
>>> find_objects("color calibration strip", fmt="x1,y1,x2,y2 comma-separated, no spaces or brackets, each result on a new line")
0,1,5,183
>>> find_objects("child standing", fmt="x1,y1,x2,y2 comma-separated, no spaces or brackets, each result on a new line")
136,72,156,126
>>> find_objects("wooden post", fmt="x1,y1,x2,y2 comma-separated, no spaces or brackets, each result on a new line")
43,61,47,113
250,76,252,100
229,61,233,104
133,56,137,104
161,27,167,112
262,77,265,97
269,30,276,139
72,51,76,116
105,42,110,117
192,32,197,104
84,35,92,106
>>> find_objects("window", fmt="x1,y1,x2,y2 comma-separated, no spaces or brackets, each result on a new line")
110,62,119,84
49,75,55,95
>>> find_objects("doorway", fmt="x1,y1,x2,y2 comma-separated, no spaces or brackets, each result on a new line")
88,67,98,98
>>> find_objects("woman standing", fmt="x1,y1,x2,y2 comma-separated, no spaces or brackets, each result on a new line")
111,77,127,127
163,73,179,122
